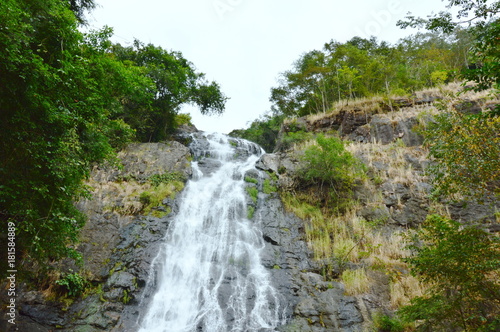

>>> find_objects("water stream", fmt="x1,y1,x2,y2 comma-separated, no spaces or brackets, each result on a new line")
138,133,283,332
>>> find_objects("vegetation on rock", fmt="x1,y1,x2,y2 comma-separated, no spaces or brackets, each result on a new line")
0,0,225,275
400,214,500,331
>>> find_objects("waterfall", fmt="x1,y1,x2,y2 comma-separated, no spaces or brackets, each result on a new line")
138,133,283,332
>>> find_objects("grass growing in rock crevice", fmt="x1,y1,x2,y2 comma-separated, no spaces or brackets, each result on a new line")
280,135,427,302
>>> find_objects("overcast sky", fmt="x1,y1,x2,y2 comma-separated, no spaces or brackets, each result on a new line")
86,0,449,134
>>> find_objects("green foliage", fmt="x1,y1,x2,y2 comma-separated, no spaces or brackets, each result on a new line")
55,270,89,298
246,186,258,204
230,114,283,152
398,1,499,111
397,1,499,34
174,113,193,127
280,130,313,150
139,191,151,205
263,179,277,194
149,172,185,187
244,176,259,185
122,289,131,304
372,313,406,332
140,172,185,215
423,112,500,200
299,134,364,210
400,214,500,331
270,34,472,117
0,0,223,272
247,206,255,219
0,0,132,267
112,41,227,141
68,0,96,23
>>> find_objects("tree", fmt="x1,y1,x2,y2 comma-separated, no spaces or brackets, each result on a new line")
399,1,500,199
0,0,144,269
397,0,499,95
67,0,96,23
424,111,500,200
0,0,227,276
397,0,500,33
269,34,471,118
229,113,284,153
400,214,500,331
113,41,227,141
299,134,365,211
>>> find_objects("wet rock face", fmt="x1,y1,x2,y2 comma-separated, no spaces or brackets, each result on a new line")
254,174,369,332
10,140,193,332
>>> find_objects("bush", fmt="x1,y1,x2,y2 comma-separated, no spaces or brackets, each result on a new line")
280,130,313,150
55,270,88,298
424,112,500,200
299,134,365,211
263,179,277,194
174,113,193,127
372,313,405,332
400,214,500,331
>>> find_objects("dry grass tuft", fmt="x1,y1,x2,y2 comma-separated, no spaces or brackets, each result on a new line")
342,268,370,295
390,274,426,309
280,82,500,311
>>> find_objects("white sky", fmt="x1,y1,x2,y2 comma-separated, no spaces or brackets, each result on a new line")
86,0,449,134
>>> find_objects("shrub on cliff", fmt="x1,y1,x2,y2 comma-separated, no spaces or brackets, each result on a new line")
424,111,500,201
298,134,365,211
400,214,500,331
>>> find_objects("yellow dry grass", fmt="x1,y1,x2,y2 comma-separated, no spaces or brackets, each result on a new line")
342,268,370,295
295,82,498,132
390,274,426,309
280,82,500,307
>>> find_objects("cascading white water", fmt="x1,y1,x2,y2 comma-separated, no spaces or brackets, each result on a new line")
138,133,283,332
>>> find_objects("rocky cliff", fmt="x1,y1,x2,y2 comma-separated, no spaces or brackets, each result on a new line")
5,141,192,332
4,85,499,332
257,84,500,331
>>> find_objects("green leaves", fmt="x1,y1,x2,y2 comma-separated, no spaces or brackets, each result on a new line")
55,270,89,298
1,0,227,274
270,34,471,118
112,41,227,141
301,134,363,189
298,134,365,212
424,112,500,200
401,215,500,331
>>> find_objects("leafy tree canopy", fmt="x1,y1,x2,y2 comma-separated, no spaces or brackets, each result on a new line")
270,32,473,118
401,214,500,331
397,0,500,33
229,113,283,153
112,41,227,141
398,0,500,97
0,0,226,274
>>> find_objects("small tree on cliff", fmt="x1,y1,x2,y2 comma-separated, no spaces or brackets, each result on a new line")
400,214,500,331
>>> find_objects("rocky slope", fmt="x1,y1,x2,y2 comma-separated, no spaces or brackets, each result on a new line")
258,84,500,330
3,141,192,332
4,84,499,332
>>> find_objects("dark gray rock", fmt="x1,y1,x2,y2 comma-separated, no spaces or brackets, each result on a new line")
256,153,280,174
370,115,394,144
391,197,429,227
380,182,411,207
347,124,371,143
454,99,482,115
359,205,392,223
340,111,372,136
106,272,136,290
370,114,423,146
